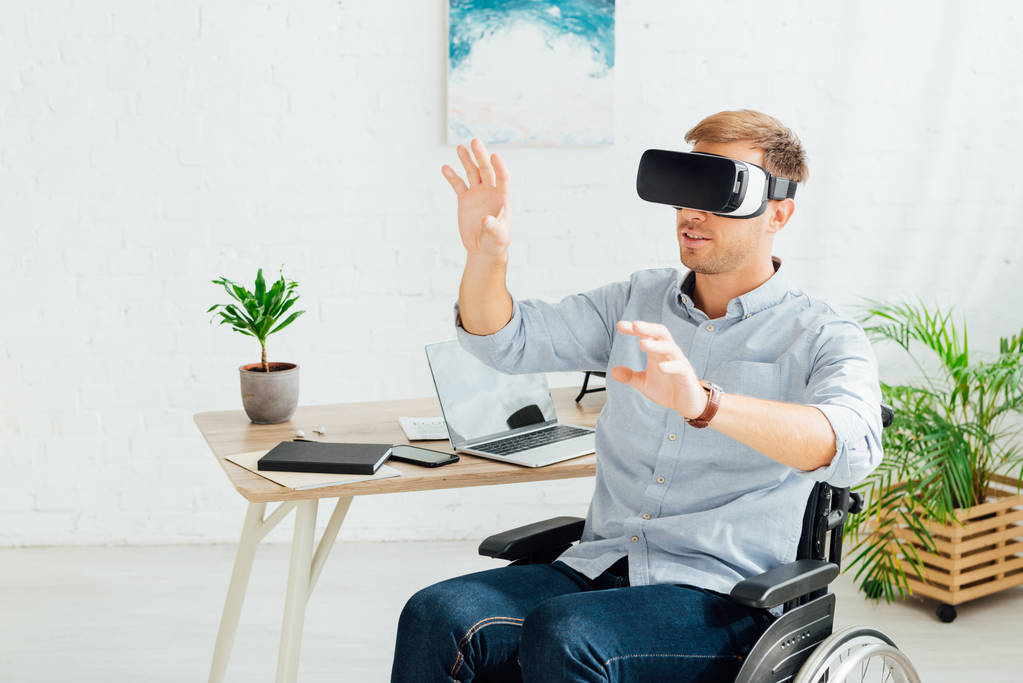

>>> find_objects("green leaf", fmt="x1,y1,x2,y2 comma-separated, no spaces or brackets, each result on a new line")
254,268,266,302
223,304,253,325
267,275,285,303
265,281,286,318
268,310,305,335
274,296,298,320
219,279,241,303
242,296,261,319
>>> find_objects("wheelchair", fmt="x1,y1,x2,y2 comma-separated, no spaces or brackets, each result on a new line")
477,405,922,683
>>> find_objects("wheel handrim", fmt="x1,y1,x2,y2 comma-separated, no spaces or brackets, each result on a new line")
794,626,921,683
826,643,919,683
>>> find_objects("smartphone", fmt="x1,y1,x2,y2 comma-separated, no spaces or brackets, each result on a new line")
389,445,460,468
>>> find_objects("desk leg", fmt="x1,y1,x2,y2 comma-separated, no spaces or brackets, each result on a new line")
275,499,318,683
210,502,266,683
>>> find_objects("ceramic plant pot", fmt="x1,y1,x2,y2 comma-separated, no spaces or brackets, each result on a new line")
238,362,299,424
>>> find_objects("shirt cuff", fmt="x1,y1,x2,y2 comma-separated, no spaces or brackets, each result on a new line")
453,299,522,357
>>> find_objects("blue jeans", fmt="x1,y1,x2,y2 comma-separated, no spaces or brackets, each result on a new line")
391,560,774,682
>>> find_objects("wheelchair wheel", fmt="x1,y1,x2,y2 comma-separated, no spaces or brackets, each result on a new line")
793,625,921,683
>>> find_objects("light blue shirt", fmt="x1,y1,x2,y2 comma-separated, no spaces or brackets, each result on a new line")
455,262,883,604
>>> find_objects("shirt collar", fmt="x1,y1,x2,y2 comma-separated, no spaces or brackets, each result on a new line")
676,257,793,320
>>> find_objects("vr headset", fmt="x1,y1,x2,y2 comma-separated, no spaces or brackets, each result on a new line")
636,149,797,219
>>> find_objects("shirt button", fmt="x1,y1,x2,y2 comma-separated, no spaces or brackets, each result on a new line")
657,476,665,484
631,536,639,543
706,324,715,331
668,433,676,441
680,295,687,303
642,513,651,520
744,313,751,320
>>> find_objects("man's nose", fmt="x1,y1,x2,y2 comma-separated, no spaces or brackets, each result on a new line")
677,207,707,223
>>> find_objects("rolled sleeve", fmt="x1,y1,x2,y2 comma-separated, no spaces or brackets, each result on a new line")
800,319,884,488
453,279,631,375
454,298,527,365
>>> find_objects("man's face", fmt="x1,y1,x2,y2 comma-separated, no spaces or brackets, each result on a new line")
676,140,774,275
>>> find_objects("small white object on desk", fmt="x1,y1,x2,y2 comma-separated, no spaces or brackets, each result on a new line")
312,426,326,435
398,416,448,441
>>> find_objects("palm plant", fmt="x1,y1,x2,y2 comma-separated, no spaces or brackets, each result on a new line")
208,268,305,372
844,300,1023,603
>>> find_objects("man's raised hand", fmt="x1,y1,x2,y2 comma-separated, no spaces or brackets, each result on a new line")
441,138,511,260
611,321,708,419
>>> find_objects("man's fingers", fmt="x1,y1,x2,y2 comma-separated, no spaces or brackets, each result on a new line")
492,153,510,190
617,320,671,341
638,337,680,358
631,320,671,340
441,165,468,195
658,359,689,375
456,143,482,186
472,138,496,186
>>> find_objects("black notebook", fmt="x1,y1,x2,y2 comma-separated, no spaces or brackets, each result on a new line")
257,441,392,476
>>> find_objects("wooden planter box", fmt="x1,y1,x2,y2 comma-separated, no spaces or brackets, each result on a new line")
885,473,1023,606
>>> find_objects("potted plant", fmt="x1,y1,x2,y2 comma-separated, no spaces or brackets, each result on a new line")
844,300,1023,622
208,267,306,424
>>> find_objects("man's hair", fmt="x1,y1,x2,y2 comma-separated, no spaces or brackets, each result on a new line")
684,109,808,184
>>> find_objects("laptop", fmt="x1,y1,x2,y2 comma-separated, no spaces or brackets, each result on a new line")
425,340,596,467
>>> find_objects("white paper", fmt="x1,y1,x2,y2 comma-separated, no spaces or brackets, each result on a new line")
225,450,401,490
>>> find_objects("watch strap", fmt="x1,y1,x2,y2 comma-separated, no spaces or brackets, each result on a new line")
686,381,722,428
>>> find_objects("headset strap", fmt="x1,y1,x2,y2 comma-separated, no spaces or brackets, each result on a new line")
767,176,798,200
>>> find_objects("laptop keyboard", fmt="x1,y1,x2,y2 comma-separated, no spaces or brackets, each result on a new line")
474,425,591,456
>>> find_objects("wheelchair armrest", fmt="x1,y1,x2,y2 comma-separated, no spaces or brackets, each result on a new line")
478,516,585,561
729,560,839,609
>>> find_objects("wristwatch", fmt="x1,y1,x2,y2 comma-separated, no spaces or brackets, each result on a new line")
685,381,723,429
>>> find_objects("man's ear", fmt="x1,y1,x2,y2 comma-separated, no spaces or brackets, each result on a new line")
766,198,795,235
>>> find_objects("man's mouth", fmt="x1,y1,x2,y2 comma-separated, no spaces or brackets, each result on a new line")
681,231,711,247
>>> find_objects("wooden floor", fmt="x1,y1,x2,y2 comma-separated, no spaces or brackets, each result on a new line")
1,540,1021,681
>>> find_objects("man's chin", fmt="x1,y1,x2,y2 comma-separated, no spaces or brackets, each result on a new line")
680,250,720,274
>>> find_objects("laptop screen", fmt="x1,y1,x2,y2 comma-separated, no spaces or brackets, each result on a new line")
425,340,557,447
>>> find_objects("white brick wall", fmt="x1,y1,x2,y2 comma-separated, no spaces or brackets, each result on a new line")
1,0,1021,546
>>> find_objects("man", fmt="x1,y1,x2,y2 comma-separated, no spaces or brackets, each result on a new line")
391,109,883,682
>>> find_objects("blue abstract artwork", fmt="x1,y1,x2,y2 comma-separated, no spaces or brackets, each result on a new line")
447,0,615,146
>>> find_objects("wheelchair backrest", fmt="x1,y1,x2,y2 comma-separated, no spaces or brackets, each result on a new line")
796,482,842,563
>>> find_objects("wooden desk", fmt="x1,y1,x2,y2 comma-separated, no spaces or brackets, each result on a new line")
195,386,604,683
